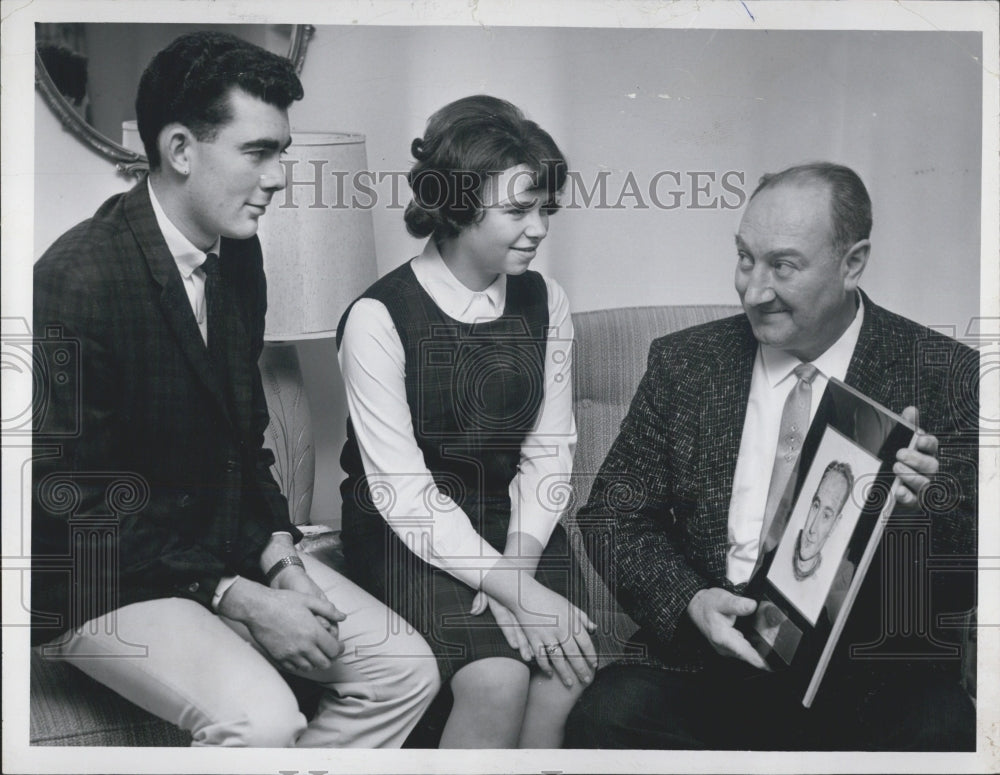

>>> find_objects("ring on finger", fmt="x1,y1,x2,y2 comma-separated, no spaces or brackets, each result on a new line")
540,642,562,655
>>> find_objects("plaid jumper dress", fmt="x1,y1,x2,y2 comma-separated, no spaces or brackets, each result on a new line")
338,262,577,680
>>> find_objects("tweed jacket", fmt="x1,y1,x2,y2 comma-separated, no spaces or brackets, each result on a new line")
31,182,300,646
579,292,978,670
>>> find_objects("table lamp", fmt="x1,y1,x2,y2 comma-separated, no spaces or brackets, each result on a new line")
256,132,377,524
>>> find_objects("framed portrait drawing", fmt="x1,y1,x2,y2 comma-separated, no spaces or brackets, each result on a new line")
738,378,916,707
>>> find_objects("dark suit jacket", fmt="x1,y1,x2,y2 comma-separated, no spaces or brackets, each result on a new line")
32,182,301,645
579,292,978,671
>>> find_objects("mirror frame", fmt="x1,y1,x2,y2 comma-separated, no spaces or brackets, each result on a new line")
35,24,315,178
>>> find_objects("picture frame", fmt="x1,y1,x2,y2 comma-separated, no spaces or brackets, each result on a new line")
738,378,916,707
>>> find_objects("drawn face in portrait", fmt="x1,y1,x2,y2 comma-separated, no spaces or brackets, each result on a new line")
767,426,880,625
792,463,853,580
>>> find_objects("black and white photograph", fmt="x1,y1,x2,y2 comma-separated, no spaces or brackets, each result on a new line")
2,1,997,773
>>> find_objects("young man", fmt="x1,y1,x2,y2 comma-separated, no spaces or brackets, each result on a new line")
566,163,977,750
32,31,438,747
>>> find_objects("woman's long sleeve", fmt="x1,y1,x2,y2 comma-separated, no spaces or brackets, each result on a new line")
338,298,503,589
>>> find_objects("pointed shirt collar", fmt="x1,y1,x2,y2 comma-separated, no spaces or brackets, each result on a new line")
759,294,865,388
411,240,507,322
147,179,221,278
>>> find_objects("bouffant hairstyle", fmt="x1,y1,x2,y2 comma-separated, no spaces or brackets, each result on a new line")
404,95,568,241
136,31,303,170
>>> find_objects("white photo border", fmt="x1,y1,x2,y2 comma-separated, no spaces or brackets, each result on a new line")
3,2,997,774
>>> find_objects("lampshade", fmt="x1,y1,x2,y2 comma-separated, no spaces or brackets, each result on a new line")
256,131,377,341
122,119,141,153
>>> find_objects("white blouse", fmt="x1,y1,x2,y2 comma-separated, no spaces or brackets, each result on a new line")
338,240,577,589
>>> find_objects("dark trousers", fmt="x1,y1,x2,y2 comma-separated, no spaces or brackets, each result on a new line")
564,660,975,750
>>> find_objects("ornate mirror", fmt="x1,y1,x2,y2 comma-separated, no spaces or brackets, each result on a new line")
35,23,314,177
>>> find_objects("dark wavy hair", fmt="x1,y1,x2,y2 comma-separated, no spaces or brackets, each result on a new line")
750,162,872,256
819,460,854,511
404,95,568,241
136,31,303,170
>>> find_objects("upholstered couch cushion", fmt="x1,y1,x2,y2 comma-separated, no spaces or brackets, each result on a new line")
30,651,192,747
569,305,741,510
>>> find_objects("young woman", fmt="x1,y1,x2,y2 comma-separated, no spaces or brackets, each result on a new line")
337,95,595,748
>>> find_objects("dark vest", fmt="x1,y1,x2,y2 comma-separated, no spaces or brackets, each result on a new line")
338,262,549,528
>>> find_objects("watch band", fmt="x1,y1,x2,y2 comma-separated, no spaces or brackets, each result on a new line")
264,554,305,585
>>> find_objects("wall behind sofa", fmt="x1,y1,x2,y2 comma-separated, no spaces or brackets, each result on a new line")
296,26,982,328
291,25,982,526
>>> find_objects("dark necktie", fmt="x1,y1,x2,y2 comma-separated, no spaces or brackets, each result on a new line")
201,252,221,358
756,362,820,563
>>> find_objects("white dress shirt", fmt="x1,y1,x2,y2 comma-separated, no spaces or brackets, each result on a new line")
726,299,865,585
338,240,577,589
147,180,219,345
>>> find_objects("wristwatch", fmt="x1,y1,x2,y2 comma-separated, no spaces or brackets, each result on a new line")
264,554,305,585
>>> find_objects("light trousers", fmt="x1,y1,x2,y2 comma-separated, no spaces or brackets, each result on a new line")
41,553,440,747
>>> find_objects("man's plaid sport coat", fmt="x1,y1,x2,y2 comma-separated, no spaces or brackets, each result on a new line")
31,182,301,645
578,293,978,671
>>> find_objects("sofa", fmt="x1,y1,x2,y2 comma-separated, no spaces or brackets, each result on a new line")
33,302,974,746
31,302,740,746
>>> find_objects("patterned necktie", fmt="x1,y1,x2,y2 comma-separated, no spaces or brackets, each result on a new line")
200,252,220,357
757,362,819,561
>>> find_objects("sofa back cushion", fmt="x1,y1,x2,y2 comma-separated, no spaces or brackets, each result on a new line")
570,304,742,514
